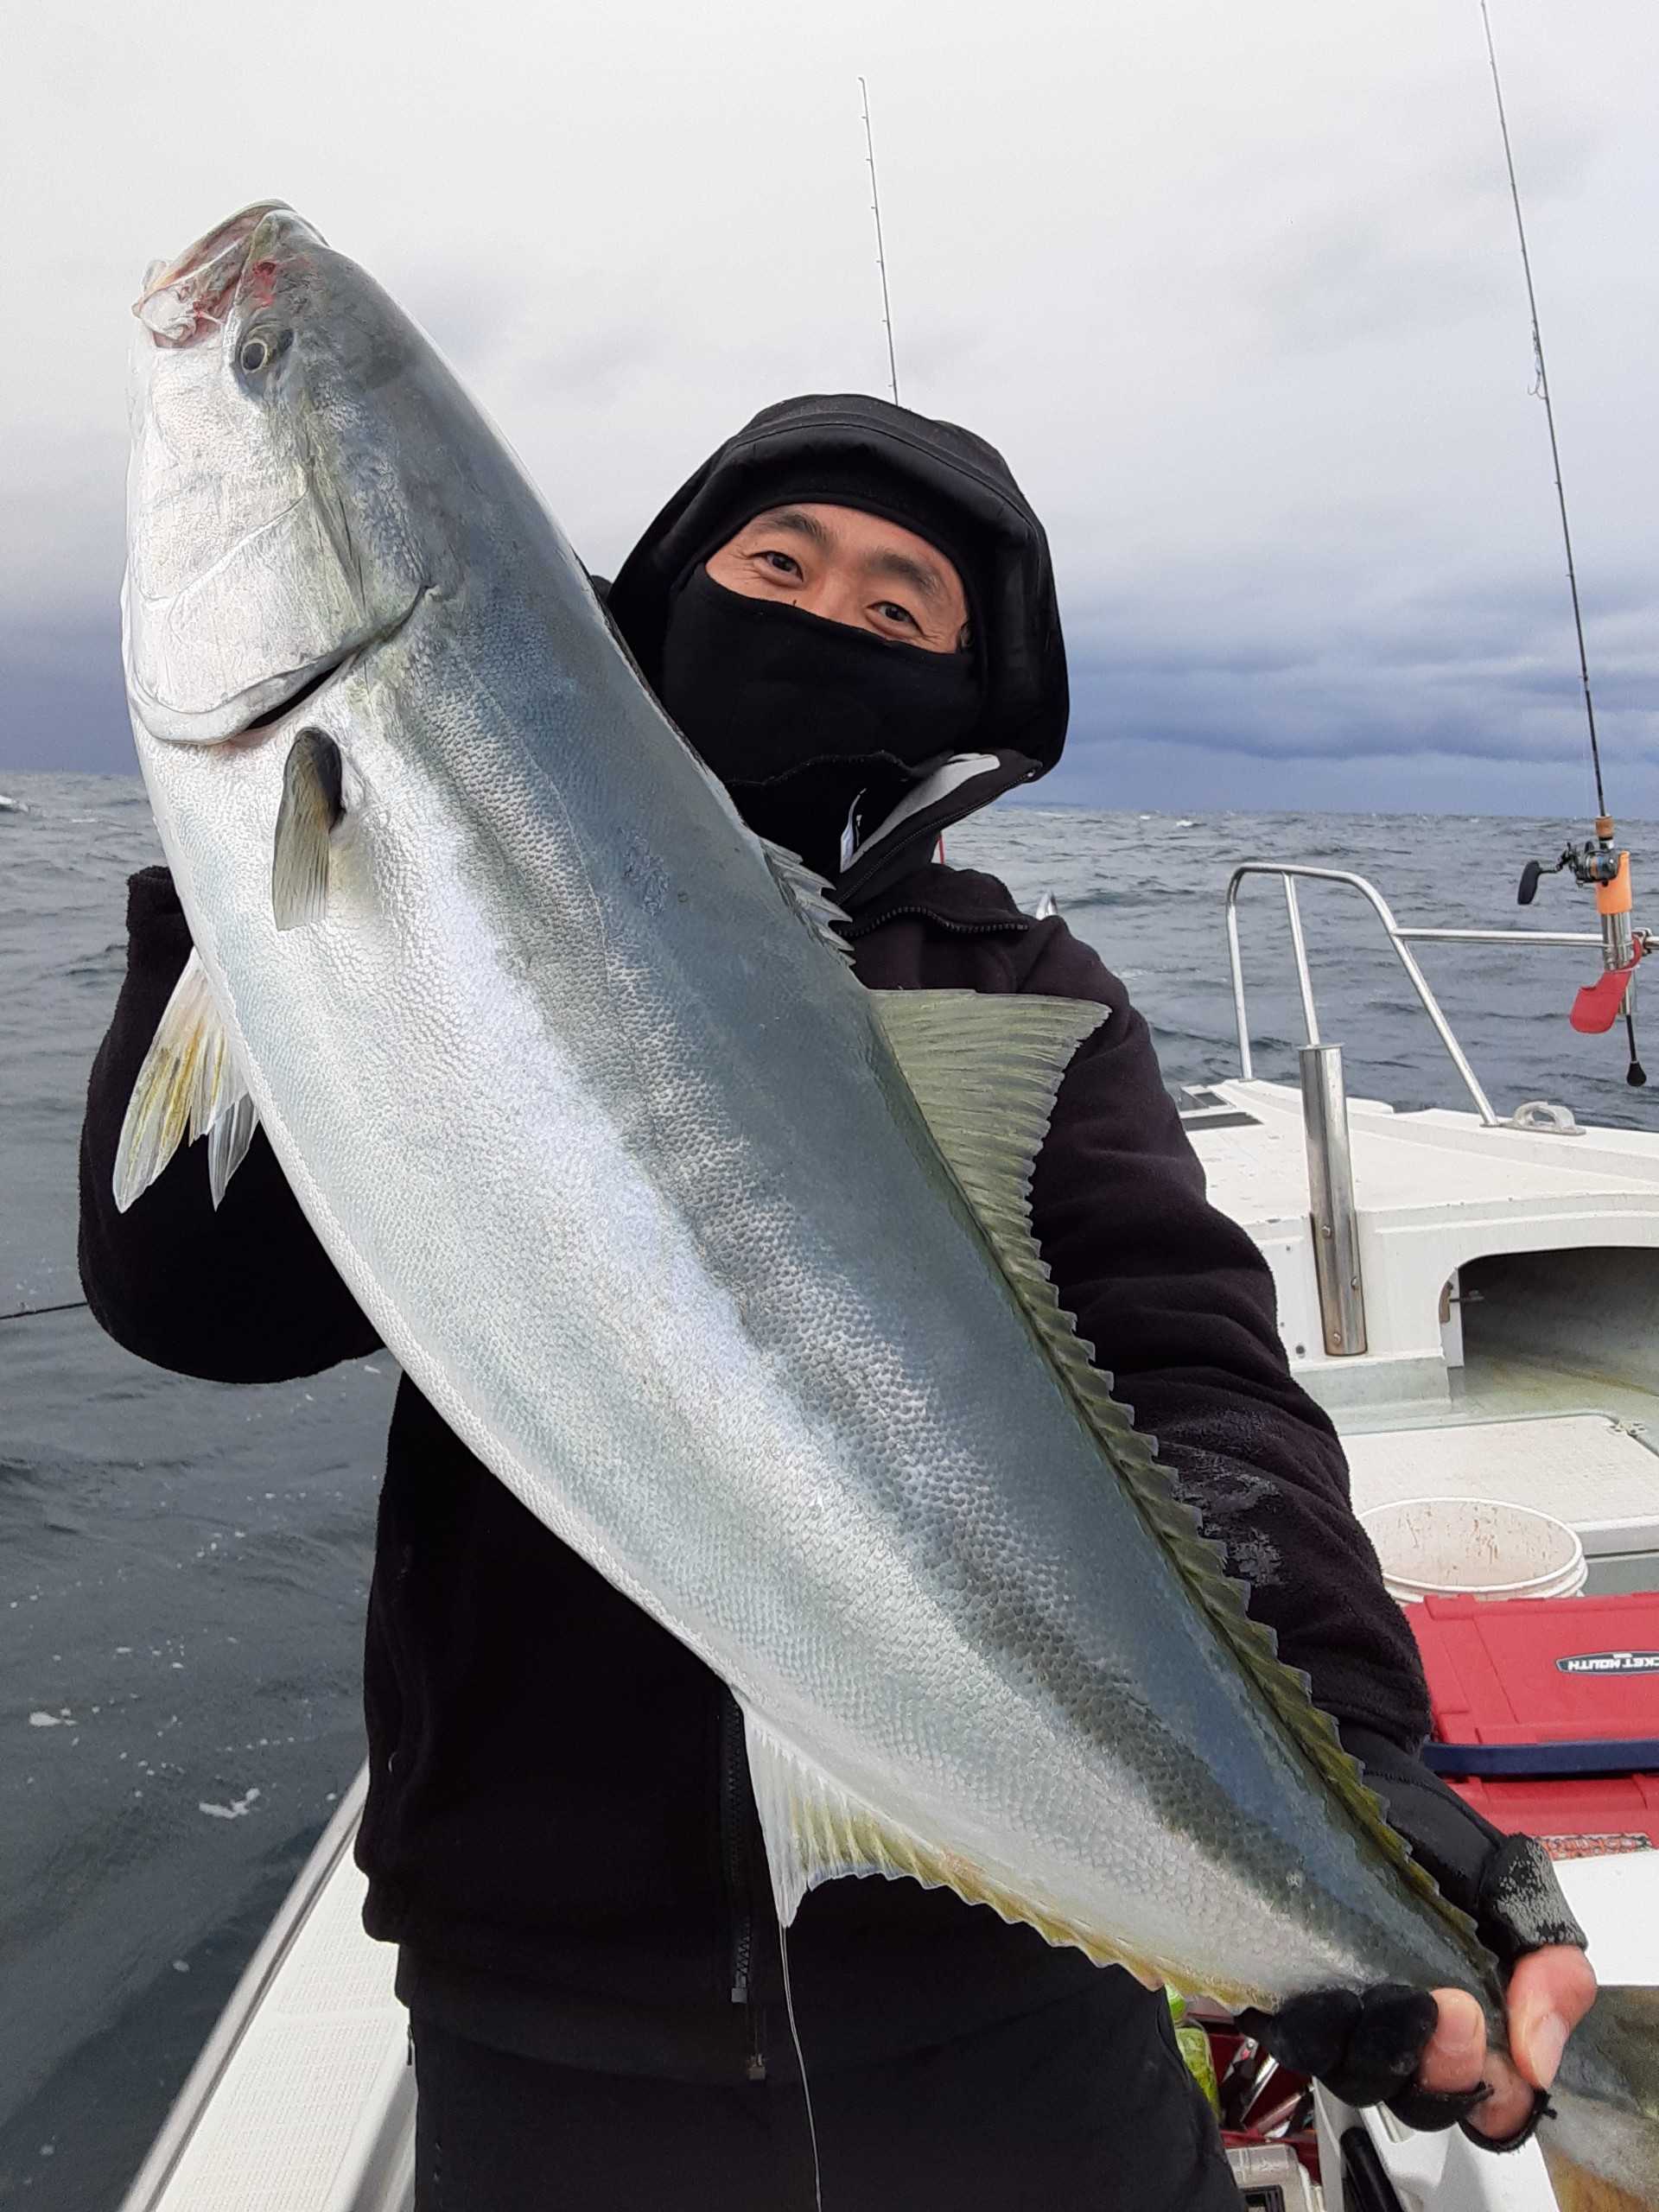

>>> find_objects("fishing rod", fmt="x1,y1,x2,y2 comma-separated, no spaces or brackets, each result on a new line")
1480,1,1649,1085
858,76,900,405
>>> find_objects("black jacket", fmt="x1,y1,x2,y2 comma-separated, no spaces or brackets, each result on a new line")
79,855,1432,2076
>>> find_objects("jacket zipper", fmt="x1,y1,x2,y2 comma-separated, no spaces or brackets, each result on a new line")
843,906,1034,943
718,1690,766,2079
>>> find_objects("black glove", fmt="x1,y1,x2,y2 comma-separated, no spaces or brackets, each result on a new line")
1236,1726,1587,2151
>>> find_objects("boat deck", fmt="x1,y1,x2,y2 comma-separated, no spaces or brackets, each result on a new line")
1341,1412,1659,1593
1187,1079,1659,1426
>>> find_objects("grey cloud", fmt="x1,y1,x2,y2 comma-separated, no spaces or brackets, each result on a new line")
5,0,1655,823
1255,219,1510,353
1064,645,1656,769
408,262,665,400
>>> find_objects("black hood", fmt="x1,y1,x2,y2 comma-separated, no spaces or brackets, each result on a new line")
607,394,1069,903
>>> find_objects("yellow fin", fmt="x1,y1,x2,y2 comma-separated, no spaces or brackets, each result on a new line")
869,987,1460,1932
741,1703,1265,2005
113,949,257,1212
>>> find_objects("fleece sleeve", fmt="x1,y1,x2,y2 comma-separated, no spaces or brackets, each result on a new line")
78,864,381,1383
1020,917,1431,1751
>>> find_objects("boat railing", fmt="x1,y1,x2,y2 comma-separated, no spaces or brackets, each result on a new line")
1224,861,1610,1129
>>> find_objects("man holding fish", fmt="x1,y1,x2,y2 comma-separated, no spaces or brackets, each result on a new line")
83,204,1626,2209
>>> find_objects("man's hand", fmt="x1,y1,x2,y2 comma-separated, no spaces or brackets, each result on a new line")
1425,1946,1598,2140
1269,1728,1599,2145
1236,1946,1599,2149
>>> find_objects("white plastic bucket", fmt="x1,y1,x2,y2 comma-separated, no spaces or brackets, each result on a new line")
1358,1496,1587,1605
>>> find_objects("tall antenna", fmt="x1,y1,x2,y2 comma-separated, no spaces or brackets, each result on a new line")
859,75,900,405
1479,0,1606,817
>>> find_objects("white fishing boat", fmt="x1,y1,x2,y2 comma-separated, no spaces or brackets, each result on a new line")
115,849,1659,2212
1189,856,1659,2209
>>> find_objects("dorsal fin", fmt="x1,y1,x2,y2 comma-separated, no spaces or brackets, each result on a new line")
868,988,1460,1927
758,837,853,963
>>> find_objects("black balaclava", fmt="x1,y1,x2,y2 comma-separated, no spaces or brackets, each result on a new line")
655,467,989,880
607,395,1070,904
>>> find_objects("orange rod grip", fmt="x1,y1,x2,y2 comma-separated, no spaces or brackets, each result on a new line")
1596,851,1632,916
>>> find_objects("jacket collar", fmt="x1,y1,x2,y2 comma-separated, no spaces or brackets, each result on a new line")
836,747,1042,912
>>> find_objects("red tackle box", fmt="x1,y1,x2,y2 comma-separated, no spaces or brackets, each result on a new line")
1408,1590,1659,1853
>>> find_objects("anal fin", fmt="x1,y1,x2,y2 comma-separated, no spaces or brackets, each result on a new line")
740,1703,1166,1987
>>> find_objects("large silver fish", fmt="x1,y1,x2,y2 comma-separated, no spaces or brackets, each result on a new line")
119,203,1657,2209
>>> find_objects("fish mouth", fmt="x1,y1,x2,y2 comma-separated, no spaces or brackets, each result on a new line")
133,201,321,348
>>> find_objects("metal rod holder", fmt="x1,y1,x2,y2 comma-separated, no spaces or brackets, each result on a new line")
1300,1043,1368,1357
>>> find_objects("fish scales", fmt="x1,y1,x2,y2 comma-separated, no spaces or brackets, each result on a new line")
118,203,1659,2207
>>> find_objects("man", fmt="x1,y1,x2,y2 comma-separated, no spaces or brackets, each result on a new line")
80,392,1592,2208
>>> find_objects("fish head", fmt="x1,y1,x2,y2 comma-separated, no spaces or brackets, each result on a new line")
124,201,429,747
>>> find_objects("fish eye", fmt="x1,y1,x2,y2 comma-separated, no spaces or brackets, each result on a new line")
237,328,289,378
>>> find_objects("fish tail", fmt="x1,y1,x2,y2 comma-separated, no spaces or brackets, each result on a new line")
1541,1984,1659,2210
1541,2146,1654,2212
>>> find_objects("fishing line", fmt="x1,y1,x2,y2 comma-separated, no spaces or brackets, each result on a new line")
1479,0,1606,818
0,1297,90,1325
777,1921,825,2212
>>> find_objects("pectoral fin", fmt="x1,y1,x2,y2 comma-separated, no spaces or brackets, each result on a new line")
271,728,343,931
113,949,259,1212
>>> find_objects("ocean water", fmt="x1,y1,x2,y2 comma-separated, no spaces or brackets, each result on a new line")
2,770,1654,2206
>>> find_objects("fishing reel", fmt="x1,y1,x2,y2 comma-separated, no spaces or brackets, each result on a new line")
1517,832,1624,906
1518,817,1649,1087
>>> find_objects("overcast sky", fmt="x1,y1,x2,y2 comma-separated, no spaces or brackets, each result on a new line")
3,0,1655,813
